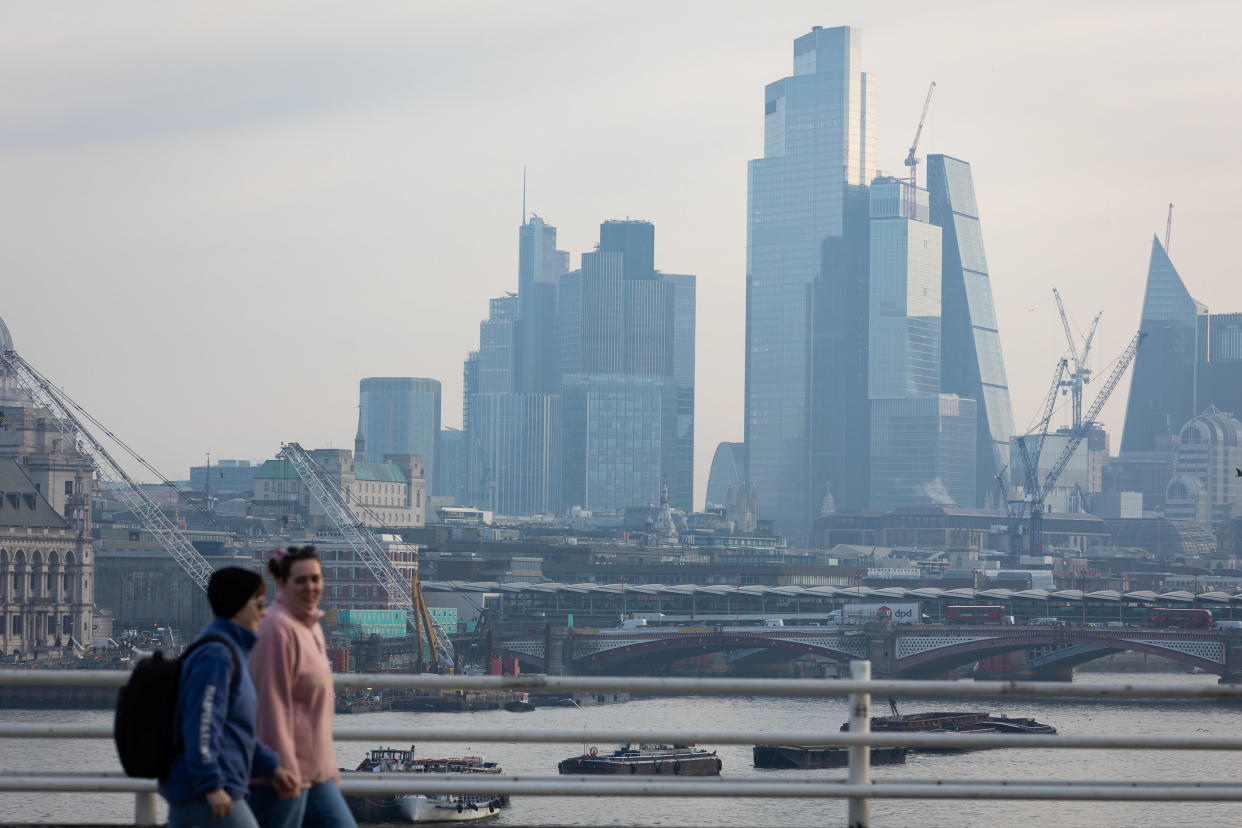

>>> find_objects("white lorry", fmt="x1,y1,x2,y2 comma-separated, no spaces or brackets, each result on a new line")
828,602,921,625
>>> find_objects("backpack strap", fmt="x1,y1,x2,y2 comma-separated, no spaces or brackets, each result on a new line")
182,634,240,694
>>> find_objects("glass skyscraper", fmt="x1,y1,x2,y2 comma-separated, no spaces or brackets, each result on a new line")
558,221,695,512
560,373,673,512
516,216,568,395
467,393,561,515
870,395,978,508
1196,313,1242,420
359,377,441,495
864,177,976,508
927,154,1015,507
747,26,877,535
1121,236,1206,453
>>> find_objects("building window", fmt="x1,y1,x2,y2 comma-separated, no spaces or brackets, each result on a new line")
64,481,74,496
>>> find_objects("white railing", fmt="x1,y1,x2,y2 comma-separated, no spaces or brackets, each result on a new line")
2,664,1242,827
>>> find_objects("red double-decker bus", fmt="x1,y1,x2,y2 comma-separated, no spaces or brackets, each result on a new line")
1147,608,1212,629
944,605,1005,624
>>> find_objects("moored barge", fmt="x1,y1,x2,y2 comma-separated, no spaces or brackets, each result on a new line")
559,744,722,775
753,744,907,769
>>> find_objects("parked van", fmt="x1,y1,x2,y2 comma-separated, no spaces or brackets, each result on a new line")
1027,617,1060,626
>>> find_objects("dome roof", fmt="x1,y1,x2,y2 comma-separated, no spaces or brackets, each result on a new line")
0,316,11,351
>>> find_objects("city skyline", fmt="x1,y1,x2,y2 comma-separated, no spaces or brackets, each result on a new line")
2,3,1238,508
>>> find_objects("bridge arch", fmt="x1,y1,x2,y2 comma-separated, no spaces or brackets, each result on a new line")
895,628,1227,677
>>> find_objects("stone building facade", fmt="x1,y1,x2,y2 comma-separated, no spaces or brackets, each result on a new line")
0,403,95,659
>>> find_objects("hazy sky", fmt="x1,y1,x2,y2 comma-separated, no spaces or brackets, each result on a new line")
2,1,1238,507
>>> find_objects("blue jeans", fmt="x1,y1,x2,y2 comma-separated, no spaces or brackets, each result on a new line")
168,796,260,828
250,780,356,828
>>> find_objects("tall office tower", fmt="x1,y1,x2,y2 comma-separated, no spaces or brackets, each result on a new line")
927,154,1015,507
359,378,441,496
467,394,561,515
1196,313,1242,419
516,216,569,395
558,221,695,512
867,178,941,398
747,26,877,535
866,177,977,508
1120,237,1207,453
561,374,674,511
436,427,466,503
465,292,560,514
665,273,696,512
478,295,518,393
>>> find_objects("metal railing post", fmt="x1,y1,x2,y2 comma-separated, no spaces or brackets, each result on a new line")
134,791,157,826
847,659,872,828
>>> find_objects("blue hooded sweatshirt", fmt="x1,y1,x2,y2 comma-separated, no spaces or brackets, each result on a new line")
158,617,282,804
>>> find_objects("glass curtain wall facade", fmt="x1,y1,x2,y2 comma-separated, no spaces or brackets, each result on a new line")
467,393,561,515
1196,313,1242,420
870,395,977,508
516,216,568,395
665,273,696,512
747,26,877,536
1121,236,1206,453
558,222,695,513
560,374,674,512
359,378,441,496
927,154,1015,507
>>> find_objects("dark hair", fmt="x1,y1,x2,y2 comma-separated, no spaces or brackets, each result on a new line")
267,545,320,582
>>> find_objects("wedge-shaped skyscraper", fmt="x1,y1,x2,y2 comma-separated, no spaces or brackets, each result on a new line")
1121,237,1206,453
927,154,1015,506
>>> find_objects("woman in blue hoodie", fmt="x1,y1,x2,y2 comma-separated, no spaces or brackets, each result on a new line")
159,567,298,827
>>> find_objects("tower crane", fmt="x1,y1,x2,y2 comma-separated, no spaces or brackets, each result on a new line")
998,359,1066,554
0,349,217,590
278,442,454,671
1052,288,1102,430
1165,202,1174,251
1028,331,1145,555
903,81,937,213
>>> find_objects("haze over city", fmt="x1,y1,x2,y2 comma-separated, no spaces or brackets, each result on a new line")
2,0,1238,505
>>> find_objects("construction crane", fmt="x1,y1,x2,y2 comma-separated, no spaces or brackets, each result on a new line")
1028,331,1145,555
1052,288,1102,430
0,349,218,590
998,359,1066,554
1165,202,1174,251
278,442,454,671
903,81,937,213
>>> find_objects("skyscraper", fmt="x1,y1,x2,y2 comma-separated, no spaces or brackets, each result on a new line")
516,216,568,395
864,176,976,508
558,221,694,512
359,377,441,495
1120,236,1206,453
747,26,877,535
1196,312,1242,420
927,154,1015,507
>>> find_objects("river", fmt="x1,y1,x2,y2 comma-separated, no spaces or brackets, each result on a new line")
1,671,1240,827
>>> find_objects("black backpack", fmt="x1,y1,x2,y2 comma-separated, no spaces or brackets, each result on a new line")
113,635,239,779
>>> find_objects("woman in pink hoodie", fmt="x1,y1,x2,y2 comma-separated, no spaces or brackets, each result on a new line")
249,546,356,828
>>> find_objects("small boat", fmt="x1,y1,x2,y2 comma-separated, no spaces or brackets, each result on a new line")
558,744,722,776
503,691,535,712
343,746,508,823
753,744,907,769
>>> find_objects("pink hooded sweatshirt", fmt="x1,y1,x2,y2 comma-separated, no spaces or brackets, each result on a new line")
250,592,338,788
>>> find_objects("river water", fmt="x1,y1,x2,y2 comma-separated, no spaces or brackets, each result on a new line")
2,672,1240,827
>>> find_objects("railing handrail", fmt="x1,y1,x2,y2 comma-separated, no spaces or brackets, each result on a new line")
3,721,1242,752
2,668,1240,698
2,663,1241,826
